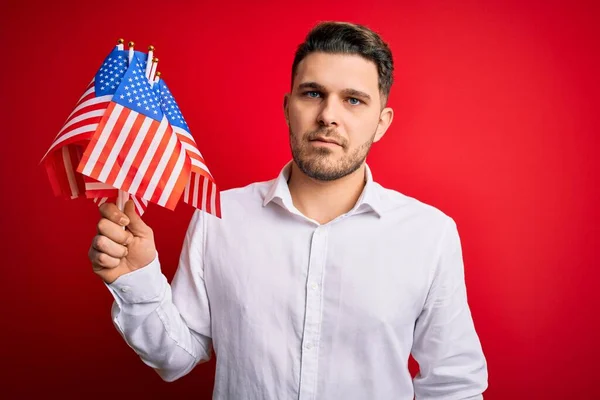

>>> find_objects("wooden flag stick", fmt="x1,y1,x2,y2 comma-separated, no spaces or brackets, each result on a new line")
149,57,158,82
146,45,154,79
128,41,135,65
109,39,133,212
150,71,161,89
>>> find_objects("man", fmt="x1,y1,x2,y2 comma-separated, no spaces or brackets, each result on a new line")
89,21,488,399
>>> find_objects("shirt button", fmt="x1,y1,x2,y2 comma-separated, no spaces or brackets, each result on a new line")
310,282,318,290
305,343,313,350
120,286,130,293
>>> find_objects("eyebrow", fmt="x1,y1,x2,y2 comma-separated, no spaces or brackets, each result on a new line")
297,81,372,101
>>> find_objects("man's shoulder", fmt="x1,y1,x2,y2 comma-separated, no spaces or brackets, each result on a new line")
193,178,274,228
219,178,273,204
373,181,455,228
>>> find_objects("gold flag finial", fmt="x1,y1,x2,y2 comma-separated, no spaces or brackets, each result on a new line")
128,41,135,47
153,57,159,63
117,38,124,44
156,71,161,77
148,45,155,51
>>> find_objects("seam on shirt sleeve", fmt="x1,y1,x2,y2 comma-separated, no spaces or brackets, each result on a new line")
423,216,454,308
155,304,199,360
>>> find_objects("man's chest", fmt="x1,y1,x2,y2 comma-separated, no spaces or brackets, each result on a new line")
203,222,436,332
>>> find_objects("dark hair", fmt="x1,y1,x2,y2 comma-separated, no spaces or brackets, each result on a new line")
291,21,394,105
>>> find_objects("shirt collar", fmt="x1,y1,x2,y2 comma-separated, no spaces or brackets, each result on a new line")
262,160,383,218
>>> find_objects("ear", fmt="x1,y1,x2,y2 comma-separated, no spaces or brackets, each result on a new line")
373,106,394,143
283,93,290,126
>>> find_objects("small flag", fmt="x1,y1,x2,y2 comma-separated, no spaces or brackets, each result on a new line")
76,52,191,211
156,79,221,218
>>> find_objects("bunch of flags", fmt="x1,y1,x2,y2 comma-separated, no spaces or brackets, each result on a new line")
40,39,221,218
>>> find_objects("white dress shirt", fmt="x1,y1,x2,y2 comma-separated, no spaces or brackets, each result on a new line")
106,161,488,400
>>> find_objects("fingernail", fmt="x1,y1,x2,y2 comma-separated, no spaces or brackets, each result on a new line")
119,217,129,226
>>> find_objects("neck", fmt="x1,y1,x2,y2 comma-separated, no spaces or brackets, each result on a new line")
287,162,367,225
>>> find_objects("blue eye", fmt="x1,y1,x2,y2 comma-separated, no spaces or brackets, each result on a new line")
305,91,321,98
348,98,361,105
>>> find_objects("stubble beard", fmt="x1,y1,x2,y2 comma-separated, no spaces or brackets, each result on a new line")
289,126,376,182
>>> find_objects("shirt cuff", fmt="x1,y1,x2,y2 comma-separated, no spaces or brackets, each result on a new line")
105,252,166,304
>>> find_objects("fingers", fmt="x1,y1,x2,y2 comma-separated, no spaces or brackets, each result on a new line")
92,206,134,272
99,202,130,227
123,200,152,237
88,246,120,270
99,200,152,238
92,234,129,259
96,216,134,245
89,232,129,271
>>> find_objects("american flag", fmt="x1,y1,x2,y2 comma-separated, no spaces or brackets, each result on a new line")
76,52,191,211
41,45,149,215
155,79,221,218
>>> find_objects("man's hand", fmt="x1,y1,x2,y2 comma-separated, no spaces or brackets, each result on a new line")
88,200,157,284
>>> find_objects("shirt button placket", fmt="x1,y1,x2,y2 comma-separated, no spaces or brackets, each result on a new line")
298,226,328,400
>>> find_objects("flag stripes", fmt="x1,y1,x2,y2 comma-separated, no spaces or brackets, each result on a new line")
42,44,221,219
77,103,190,211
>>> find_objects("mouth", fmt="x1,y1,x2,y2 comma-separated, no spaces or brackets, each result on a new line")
309,137,342,147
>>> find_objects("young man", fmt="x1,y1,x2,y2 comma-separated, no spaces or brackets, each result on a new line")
89,21,488,399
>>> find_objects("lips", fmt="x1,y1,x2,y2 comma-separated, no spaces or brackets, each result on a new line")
310,137,341,146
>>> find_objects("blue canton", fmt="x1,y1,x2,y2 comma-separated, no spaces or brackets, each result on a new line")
112,53,163,122
95,48,128,96
157,79,190,132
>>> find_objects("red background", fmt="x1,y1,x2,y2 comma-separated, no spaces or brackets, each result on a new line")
1,0,598,398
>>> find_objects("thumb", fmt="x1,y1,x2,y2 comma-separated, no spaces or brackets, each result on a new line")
123,200,150,236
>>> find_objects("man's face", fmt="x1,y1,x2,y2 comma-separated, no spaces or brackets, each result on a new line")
284,52,393,181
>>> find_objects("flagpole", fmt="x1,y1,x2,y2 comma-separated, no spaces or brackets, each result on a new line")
114,38,128,212
128,41,135,64
150,57,159,82
146,45,154,79
112,40,138,212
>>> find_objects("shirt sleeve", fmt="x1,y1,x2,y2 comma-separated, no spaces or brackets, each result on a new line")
105,209,213,382
411,217,489,399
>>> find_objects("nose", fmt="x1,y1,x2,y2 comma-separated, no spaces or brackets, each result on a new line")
317,97,339,127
